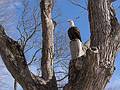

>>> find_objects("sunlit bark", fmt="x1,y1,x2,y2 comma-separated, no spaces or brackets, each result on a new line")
64,0,120,90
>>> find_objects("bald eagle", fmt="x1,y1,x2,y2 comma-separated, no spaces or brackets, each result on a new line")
67,20,82,42
67,20,84,59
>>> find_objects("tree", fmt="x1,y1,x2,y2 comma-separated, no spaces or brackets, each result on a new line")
0,0,57,90
0,0,120,90
64,0,120,90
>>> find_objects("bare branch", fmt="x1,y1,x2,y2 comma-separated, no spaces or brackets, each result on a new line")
14,80,17,90
0,25,36,89
28,49,41,65
68,0,87,11
57,75,68,82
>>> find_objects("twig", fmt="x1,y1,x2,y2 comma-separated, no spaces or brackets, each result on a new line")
28,49,41,65
68,0,87,11
57,74,68,82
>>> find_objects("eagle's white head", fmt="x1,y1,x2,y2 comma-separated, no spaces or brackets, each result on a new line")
67,20,75,27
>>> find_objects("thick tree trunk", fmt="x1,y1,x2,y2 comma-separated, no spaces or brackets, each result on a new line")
41,0,54,81
64,0,120,90
0,0,57,90
40,0,58,89
0,25,37,90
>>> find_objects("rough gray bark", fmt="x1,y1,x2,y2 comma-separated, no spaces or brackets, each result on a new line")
0,25,37,90
41,0,54,81
40,0,58,89
0,0,57,90
64,0,120,90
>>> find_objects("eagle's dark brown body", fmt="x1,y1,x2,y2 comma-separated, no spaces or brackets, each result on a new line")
68,27,82,41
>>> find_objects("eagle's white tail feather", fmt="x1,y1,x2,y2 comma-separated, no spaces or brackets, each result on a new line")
70,39,84,59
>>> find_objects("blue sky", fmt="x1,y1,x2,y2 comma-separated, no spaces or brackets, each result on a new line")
0,0,120,90
54,0,90,42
